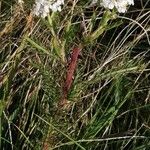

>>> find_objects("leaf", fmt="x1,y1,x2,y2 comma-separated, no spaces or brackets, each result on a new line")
26,37,51,55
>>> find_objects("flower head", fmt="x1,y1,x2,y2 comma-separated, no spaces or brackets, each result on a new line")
33,0,64,18
100,0,134,13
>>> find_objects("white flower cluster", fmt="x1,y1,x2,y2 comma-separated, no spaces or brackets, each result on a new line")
100,0,134,13
18,0,24,4
33,0,64,18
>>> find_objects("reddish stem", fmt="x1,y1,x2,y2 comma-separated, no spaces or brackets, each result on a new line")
60,47,81,106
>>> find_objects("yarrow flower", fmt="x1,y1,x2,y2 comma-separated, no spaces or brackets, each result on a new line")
18,0,24,4
33,0,64,18
100,0,134,13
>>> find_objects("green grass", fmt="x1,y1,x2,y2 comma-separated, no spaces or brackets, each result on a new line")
0,0,150,149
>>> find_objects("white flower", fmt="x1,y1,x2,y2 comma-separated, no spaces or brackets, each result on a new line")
18,0,24,4
100,0,134,13
33,0,64,18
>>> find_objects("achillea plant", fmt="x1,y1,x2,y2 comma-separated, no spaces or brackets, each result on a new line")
30,0,136,106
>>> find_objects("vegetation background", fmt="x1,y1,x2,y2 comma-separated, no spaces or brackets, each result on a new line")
0,0,150,149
